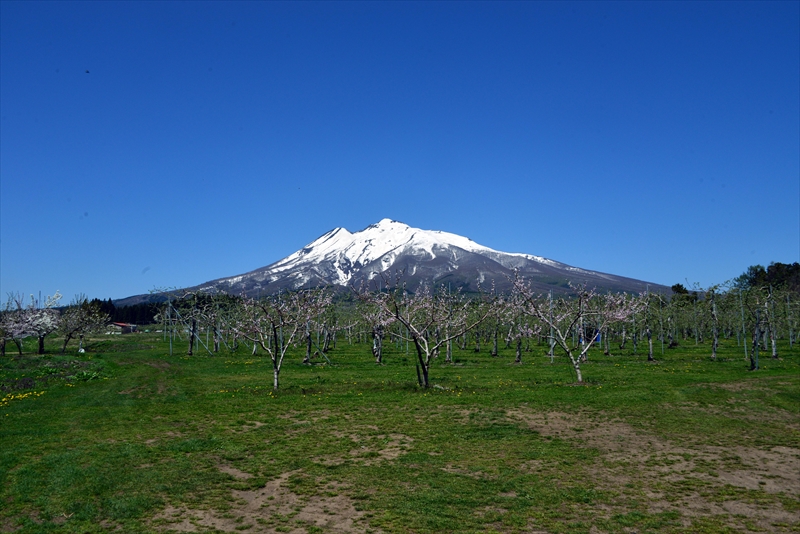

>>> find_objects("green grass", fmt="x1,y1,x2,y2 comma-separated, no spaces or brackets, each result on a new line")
1,333,798,533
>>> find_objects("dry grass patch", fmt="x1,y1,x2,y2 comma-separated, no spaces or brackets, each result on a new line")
508,407,800,532
440,464,491,479
217,463,254,481
313,431,413,467
153,471,378,533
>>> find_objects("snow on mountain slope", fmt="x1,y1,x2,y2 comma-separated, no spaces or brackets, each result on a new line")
213,218,573,288
114,219,666,306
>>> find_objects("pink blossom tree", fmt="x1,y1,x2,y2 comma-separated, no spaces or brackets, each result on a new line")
232,288,332,391
1,297,30,356
2,292,62,355
59,295,109,353
356,298,395,364
510,275,644,383
503,310,535,365
358,277,496,388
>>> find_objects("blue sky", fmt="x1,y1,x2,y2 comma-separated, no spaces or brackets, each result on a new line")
2,1,798,303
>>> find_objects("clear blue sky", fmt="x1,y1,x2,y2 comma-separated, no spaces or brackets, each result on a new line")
2,1,798,303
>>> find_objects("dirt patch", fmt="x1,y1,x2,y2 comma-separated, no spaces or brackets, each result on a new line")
229,421,266,434
314,432,413,467
142,430,183,446
152,471,378,533
690,402,799,426
368,433,413,463
441,464,489,479
452,407,479,425
118,381,171,397
708,376,791,392
0,518,20,532
217,463,253,480
146,361,171,370
278,410,332,424
508,408,800,531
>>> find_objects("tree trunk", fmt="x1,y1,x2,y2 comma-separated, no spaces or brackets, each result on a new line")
372,326,383,364
323,328,331,352
568,350,583,383
711,295,719,360
768,289,778,359
38,335,45,355
766,302,778,359
770,326,777,358
712,328,718,360
751,311,760,371
740,290,749,361
514,337,522,364
491,327,498,357
304,324,312,364
273,366,280,391
580,330,589,362
413,338,429,388
61,334,73,354
188,318,196,356
647,327,654,361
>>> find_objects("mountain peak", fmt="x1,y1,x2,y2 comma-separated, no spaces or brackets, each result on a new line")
121,219,667,305
366,218,408,231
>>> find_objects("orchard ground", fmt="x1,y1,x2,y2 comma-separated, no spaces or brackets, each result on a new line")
1,331,798,533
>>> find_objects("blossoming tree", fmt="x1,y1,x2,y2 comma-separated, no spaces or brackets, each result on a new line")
358,276,496,388
232,288,332,391
2,291,62,355
59,295,109,353
510,274,644,383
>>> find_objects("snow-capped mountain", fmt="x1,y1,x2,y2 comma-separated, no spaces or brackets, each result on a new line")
186,218,663,297
116,219,665,306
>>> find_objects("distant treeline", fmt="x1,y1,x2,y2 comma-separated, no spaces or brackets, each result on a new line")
734,262,800,292
97,262,799,327
89,299,158,325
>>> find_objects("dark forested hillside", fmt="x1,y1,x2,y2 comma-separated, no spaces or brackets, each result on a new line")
734,262,800,292
89,298,158,325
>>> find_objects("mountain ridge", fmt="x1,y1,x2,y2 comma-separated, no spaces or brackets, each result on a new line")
115,219,668,306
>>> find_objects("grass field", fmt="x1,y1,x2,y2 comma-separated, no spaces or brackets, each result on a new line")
1,331,798,533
